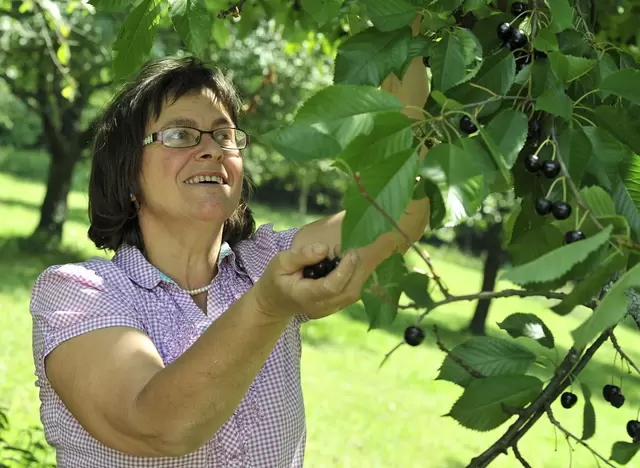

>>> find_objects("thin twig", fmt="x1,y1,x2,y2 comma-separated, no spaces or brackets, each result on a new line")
378,341,404,369
354,172,451,298
609,332,640,377
418,289,571,322
217,0,248,18
433,325,485,379
546,407,616,467
512,444,532,468
550,122,605,231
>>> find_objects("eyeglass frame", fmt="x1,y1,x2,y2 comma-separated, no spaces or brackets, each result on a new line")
142,126,251,150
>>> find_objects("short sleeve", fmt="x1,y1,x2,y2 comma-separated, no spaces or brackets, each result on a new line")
29,262,147,386
234,223,310,324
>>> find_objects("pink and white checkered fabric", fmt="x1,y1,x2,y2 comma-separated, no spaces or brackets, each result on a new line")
29,224,309,467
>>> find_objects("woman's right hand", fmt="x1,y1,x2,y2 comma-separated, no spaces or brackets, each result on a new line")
252,243,365,321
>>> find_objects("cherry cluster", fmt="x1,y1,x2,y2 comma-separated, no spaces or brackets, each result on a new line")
302,256,341,279
497,2,547,72
562,384,639,442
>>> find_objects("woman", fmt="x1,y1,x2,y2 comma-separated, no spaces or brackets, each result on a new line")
29,41,429,468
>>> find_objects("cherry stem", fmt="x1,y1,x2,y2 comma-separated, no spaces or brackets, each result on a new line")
574,88,601,107
433,325,485,379
550,122,605,231
353,172,452,299
546,407,617,467
577,208,590,230
544,176,565,200
609,332,640,377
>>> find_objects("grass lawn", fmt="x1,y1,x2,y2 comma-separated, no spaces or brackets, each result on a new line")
1,148,640,467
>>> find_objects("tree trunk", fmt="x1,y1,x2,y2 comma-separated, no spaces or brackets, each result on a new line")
26,107,82,251
469,223,504,336
29,148,80,250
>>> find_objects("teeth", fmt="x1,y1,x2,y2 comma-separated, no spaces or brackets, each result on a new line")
185,175,225,184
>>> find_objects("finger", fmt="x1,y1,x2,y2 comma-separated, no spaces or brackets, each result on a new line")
277,243,330,275
321,250,360,294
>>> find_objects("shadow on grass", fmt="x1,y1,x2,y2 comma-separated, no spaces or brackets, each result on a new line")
0,236,87,295
0,197,90,226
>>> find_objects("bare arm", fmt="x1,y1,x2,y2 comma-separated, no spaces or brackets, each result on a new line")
46,285,289,458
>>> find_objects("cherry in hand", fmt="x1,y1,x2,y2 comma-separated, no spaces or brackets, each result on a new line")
302,256,341,279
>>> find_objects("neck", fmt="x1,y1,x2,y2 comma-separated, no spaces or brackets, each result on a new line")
139,215,225,292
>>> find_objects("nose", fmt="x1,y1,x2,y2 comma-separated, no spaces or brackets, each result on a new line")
196,133,224,161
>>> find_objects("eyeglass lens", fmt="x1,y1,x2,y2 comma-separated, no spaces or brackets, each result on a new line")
162,127,247,149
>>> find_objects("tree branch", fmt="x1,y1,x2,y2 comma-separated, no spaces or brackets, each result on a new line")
217,0,249,19
546,406,616,467
354,172,452,298
609,332,640,377
512,444,532,468
417,289,573,321
550,121,605,231
433,325,485,379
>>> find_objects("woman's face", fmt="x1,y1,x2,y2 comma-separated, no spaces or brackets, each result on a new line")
138,89,244,230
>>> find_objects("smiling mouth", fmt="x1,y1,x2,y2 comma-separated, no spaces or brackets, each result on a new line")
184,175,228,185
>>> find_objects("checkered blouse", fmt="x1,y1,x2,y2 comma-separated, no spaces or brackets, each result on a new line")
29,224,308,467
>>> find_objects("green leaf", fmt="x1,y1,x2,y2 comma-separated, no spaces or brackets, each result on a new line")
535,84,572,120
563,127,592,184
342,149,418,250
89,0,133,12
616,157,640,238
56,42,70,66
580,382,596,441
508,224,564,266
395,35,432,79
548,53,596,83
402,272,434,308
437,337,536,388
573,259,640,348
600,69,640,106
482,109,528,169
610,442,640,465
112,0,162,79
533,27,559,52
455,28,483,66
301,0,342,26
361,0,417,31
502,225,613,286
497,313,555,348
420,143,482,185
583,126,631,191
547,0,574,32
594,106,640,155
334,27,412,86
595,53,619,100
580,185,617,218
418,178,446,229
430,32,466,92
168,0,212,57
262,85,403,162
361,254,408,329
447,375,543,431
457,48,516,101
339,112,414,170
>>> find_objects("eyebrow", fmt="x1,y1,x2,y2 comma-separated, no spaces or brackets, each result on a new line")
161,116,233,129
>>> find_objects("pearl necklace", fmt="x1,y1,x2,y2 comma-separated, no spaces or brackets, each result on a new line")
181,282,214,296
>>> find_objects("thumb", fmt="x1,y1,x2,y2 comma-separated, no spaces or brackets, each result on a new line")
277,243,330,275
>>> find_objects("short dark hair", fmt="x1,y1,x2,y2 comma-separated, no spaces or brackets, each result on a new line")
87,56,256,253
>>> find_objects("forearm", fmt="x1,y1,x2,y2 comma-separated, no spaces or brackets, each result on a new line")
132,288,289,456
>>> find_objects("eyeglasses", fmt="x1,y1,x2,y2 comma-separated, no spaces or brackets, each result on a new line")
142,127,250,150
